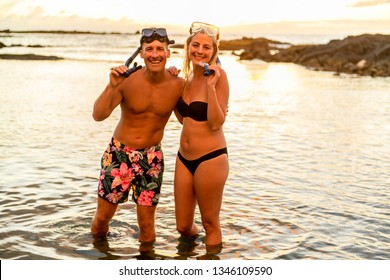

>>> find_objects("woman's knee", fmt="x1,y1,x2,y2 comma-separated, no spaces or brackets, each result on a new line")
176,223,191,234
176,222,197,236
201,218,220,234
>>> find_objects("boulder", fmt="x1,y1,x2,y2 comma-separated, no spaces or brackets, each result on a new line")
220,34,390,77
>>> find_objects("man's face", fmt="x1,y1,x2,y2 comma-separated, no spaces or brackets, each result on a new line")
140,40,170,73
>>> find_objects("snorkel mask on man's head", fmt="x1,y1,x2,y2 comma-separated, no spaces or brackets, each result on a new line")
140,28,175,45
120,28,174,77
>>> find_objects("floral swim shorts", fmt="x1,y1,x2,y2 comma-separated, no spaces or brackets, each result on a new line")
97,137,164,206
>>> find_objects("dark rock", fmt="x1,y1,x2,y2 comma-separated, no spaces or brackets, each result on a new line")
219,37,287,51
220,34,390,77
27,44,45,48
0,54,63,60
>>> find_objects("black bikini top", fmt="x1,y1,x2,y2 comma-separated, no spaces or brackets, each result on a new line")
176,97,208,122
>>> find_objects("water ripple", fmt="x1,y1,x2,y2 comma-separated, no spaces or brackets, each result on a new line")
1,56,389,260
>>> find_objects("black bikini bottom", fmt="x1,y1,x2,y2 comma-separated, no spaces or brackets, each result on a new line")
177,147,228,175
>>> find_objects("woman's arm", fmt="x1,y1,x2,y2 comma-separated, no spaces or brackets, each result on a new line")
206,67,229,130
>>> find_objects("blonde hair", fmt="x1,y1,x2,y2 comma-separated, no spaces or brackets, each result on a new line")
182,30,219,80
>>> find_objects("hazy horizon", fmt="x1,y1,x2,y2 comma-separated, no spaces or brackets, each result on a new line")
1,0,390,37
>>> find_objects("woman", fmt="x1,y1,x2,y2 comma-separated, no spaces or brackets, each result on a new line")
174,21,229,253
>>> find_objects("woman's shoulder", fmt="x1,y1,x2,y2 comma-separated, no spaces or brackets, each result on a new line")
172,75,185,90
219,67,228,78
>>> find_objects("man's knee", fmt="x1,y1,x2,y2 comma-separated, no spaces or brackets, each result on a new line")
136,205,156,236
91,200,117,236
93,212,111,226
91,216,109,237
138,219,156,242
138,219,155,231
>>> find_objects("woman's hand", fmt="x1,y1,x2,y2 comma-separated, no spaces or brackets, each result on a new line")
205,64,220,87
167,66,181,77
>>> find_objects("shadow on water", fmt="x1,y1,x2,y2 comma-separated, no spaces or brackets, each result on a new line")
43,216,224,260
175,234,199,260
91,234,222,260
175,235,223,260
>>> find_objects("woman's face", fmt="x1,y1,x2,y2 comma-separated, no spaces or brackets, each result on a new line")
188,33,215,65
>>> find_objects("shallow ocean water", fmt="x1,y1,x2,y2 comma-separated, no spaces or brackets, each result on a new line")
0,33,389,260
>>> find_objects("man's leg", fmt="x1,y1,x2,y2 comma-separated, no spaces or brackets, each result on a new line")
91,197,118,237
136,205,157,242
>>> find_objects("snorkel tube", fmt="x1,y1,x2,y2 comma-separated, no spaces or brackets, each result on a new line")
121,46,142,77
124,47,141,67
200,57,221,76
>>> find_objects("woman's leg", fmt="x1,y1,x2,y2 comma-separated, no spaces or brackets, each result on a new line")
195,154,229,246
174,155,198,237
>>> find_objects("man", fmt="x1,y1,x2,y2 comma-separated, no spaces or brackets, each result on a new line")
91,28,183,244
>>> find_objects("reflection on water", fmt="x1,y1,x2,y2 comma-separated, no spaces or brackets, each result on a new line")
0,56,389,260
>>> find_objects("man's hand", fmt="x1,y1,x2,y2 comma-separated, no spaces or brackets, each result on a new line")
109,65,128,87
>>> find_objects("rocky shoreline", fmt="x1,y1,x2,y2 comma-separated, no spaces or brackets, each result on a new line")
1,31,389,77
0,53,63,60
219,34,390,77
0,41,63,60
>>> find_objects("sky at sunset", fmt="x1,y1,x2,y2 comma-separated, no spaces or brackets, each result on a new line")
1,0,390,35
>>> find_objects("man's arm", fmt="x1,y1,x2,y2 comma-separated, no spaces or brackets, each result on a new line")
92,66,127,121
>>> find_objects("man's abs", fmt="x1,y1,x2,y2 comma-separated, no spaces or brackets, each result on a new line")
113,119,167,149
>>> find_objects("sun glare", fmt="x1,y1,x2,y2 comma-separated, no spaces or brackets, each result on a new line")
257,63,299,94
1,0,390,33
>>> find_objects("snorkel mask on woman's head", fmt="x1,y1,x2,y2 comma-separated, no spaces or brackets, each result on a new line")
140,28,175,45
189,21,220,40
